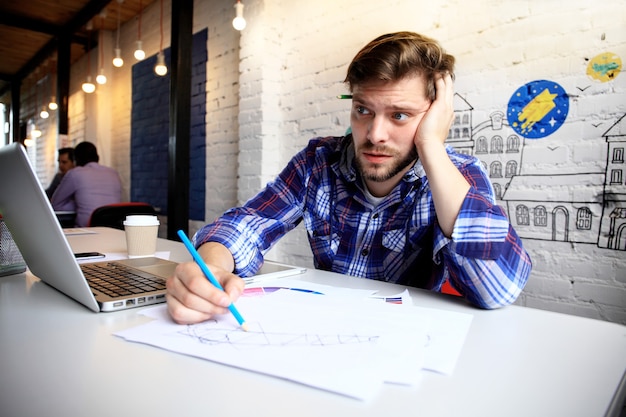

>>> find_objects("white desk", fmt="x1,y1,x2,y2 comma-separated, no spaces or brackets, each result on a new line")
1,227,625,417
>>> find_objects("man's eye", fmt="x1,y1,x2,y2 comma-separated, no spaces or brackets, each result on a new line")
392,113,409,121
356,106,370,115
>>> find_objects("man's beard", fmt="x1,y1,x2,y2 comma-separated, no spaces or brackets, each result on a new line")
355,143,418,182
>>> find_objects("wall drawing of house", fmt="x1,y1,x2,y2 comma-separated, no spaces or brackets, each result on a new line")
448,94,526,203
448,93,625,251
447,94,474,155
599,113,626,250
502,174,604,244
470,111,525,201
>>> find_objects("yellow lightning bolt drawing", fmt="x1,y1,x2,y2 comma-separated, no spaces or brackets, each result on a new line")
516,88,557,134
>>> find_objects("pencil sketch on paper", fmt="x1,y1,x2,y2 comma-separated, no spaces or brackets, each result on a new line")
178,320,380,349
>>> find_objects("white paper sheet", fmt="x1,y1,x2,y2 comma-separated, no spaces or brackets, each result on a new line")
117,283,473,399
116,289,430,400
413,306,474,375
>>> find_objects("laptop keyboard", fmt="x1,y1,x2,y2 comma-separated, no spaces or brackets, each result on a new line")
81,262,166,298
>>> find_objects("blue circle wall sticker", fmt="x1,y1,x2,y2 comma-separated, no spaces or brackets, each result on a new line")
506,80,569,139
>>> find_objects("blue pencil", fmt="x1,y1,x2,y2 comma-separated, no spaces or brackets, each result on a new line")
177,230,249,331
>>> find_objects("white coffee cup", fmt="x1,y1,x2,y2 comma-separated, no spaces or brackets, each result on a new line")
123,215,160,258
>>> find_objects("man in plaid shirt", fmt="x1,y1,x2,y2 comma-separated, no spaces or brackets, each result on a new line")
167,31,532,324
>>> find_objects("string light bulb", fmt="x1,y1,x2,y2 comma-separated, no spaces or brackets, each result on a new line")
112,0,124,67
31,120,42,138
47,60,57,110
97,16,107,84
232,1,246,31
82,76,96,93
83,26,96,93
48,97,58,110
40,106,49,119
154,52,167,76
134,0,145,60
96,68,107,84
113,48,124,67
154,0,167,76
134,40,145,60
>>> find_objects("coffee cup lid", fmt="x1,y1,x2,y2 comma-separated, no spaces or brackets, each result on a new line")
123,215,160,226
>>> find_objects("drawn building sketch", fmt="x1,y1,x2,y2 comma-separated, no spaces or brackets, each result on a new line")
504,174,604,244
447,94,474,156
599,113,626,250
448,94,625,251
179,321,380,349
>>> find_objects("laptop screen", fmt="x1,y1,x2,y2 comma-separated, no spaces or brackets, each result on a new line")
0,143,100,311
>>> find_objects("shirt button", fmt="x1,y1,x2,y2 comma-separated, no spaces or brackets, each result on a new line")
372,213,379,219
361,248,369,256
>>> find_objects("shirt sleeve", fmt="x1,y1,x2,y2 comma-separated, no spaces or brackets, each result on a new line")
194,146,312,277
50,171,76,212
46,173,63,198
432,156,532,309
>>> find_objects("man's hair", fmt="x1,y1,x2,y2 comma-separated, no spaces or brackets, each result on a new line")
74,141,99,166
344,31,455,101
58,147,75,162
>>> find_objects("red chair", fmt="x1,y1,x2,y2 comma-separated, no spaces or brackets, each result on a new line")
441,280,462,296
88,202,157,230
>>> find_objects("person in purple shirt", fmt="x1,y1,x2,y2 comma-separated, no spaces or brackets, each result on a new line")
45,147,75,199
51,141,122,227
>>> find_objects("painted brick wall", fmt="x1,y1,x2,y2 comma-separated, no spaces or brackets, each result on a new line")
32,0,625,325
130,52,171,214
130,29,207,220
236,0,626,324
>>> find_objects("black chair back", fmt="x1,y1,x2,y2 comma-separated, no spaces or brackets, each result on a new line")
88,203,157,230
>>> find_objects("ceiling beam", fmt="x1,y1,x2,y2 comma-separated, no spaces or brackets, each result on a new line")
0,0,110,97
63,0,113,34
16,0,111,80
0,12,61,35
0,12,98,46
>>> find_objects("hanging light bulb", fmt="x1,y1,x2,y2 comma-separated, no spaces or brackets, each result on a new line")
82,76,96,93
96,68,107,84
83,25,96,93
113,48,124,67
134,0,145,60
48,97,58,111
47,60,58,110
97,18,107,84
154,0,167,76
232,1,246,30
154,52,168,76
134,40,145,60
31,122,42,138
24,138,34,147
112,0,124,67
34,73,48,119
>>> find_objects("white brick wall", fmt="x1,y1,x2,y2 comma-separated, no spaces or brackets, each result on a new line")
238,0,626,325
30,0,626,325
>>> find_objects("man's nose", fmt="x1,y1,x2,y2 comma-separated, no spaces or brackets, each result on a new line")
366,116,389,144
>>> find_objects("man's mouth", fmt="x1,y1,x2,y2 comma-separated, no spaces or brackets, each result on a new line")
363,152,391,164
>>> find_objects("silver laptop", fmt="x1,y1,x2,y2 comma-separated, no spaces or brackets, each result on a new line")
0,143,305,312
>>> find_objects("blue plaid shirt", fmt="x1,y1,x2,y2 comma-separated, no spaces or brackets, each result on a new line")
195,136,532,309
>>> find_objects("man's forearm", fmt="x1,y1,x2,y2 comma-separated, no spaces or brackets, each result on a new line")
418,142,470,237
197,241,235,273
